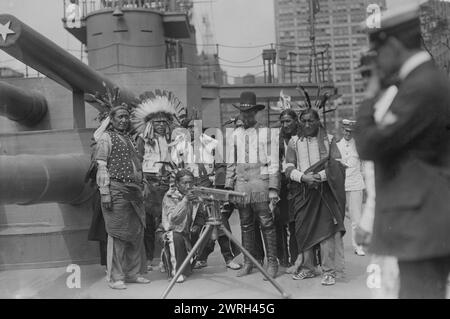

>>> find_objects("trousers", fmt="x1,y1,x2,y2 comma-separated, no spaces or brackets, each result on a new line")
198,208,239,263
160,231,193,278
107,233,145,282
301,232,341,277
143,174,169,262
238,201,278,266
346,190,364,250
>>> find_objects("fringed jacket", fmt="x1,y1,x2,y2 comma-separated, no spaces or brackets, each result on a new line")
225,123,280,204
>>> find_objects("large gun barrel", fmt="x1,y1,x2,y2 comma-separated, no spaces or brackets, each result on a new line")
0,154,94,205
192,186,247,204
0,14,136,111
0,81,48,126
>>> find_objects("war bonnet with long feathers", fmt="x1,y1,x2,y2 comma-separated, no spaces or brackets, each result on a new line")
132,89,187,140
132,89,187,131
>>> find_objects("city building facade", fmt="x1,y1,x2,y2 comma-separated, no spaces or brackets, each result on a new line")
420,0,450,76
274,0,386,132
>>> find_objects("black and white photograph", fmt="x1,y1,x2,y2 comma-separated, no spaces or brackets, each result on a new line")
0,0,449,304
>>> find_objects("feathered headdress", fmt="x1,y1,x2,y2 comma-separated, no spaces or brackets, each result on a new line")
132,89,186,137
131,89,187,144
85,84,131,184
86,83,132,142
85,82,122,121
270,87,334,120
296,85,334,119
270,90,300,112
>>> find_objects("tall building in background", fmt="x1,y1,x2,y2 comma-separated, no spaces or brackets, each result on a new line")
420,0,450,76
198,52,228,84
274,0,386,132
196,13,227,84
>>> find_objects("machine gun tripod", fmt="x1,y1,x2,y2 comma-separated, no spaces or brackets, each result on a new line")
161,186,290,299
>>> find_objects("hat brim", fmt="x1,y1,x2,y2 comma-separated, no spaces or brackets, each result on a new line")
232,104,265,112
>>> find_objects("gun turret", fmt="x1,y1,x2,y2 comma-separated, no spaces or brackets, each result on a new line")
0,153,94,205
0,81,48,126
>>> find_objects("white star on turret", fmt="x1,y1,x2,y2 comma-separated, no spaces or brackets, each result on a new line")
0,21,15,41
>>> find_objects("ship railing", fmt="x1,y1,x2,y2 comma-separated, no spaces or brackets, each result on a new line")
62,0,191,23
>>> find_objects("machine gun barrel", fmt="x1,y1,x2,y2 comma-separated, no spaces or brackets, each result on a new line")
192,186,247,204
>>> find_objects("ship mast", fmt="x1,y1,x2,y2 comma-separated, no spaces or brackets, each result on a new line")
308,0,319,83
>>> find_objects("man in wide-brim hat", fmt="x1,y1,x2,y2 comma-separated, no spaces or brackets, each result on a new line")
225,91,281,279
232,91,266,113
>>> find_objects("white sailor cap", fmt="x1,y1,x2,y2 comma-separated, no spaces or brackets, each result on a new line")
361,4,421,48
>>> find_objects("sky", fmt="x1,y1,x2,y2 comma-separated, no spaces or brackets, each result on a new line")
0,0,433,82
0,0,82,76
193,0,276,81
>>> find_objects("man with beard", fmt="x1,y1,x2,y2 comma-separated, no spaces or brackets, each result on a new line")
225,91,280,279
95,105,150,289
355,6,450,298
285,108,346,286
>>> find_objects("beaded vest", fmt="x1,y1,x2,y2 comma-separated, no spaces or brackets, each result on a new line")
108,130,141,184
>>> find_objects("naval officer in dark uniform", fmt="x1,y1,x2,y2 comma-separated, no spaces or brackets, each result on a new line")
354,6,450,298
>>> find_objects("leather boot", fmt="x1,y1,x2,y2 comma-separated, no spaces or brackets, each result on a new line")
237,229,255,277
262,227,279,280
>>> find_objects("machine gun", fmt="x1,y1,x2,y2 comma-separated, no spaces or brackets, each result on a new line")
191,186,247,205
161,185,290,299
190,187,246,234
